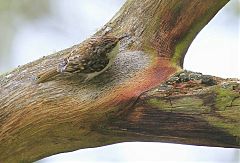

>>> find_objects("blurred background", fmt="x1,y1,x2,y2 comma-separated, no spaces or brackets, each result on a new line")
0,0,239,162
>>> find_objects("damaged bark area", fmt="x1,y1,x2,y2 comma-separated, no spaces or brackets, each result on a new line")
104,71,240,148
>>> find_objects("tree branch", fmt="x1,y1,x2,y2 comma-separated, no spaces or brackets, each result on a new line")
0,0,237,162
105,71,240,148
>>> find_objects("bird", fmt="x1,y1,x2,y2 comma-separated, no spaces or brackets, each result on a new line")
36,34,127,83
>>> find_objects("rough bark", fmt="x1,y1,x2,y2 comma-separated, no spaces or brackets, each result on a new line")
0,0,238,162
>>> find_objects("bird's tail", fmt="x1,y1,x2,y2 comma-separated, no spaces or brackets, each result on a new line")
36,67,59,83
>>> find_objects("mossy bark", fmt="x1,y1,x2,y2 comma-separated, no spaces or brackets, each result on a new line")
0,0,237,163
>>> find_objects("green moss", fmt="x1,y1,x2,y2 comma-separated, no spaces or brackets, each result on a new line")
171,97,210,113
172,29,196,66
204,115,240,139
203,85,240,138
171,96,203,107
215,87,239,110
172,14,212,66
172,0,230,66
232,97,240,106
147,96,211,114
147,98,172,111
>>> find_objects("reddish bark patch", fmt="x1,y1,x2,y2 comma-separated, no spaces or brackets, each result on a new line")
108,58,177,105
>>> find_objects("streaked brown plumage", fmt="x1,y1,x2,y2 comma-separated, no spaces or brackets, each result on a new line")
36,35,126,83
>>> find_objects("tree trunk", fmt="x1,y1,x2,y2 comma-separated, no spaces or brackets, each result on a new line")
0,0,238,162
